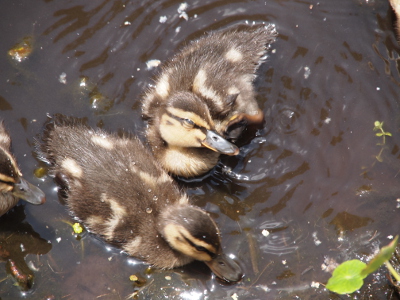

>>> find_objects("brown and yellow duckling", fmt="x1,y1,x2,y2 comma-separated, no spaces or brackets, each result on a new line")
0,122,45,216
142,23,277,177
36,115,242,282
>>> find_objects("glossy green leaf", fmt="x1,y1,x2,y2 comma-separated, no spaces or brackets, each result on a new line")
326,259,367,294
360,235,398,277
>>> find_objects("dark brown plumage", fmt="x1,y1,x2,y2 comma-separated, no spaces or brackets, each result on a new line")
0,122,45,216
36,115,242,282
142,23,277,177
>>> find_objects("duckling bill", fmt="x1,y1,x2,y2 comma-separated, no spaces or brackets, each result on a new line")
36,115,242,282
0,122,45,216
142,23,277,177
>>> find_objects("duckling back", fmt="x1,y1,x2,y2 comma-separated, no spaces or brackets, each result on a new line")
36,115,242,282
0,122,45,216
37,116,188,264
143,23,277,129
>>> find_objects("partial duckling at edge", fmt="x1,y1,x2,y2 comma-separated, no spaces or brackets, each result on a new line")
36,115,242,282
0,122,45,216
142,23,277,178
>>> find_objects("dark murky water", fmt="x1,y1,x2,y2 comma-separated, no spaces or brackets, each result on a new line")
1,0,400,299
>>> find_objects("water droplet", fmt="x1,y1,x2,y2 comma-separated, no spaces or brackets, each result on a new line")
148,189,152,193
153,195,158,201
146,208,152,214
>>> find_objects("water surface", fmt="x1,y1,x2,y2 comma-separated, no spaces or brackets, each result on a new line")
1,0,400,299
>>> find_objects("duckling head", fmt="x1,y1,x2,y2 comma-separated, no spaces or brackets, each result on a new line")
0,124,45,216
158,91,239,155
158,204,243,282
0,147,45,207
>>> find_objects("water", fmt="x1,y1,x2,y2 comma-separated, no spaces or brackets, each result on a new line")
1,0,400,299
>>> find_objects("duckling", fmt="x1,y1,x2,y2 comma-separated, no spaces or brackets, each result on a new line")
36,115,242,282
0,122,45,216
390,0,400,38
142,23,277,177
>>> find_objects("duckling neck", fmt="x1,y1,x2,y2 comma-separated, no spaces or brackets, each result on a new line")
161,146,219,177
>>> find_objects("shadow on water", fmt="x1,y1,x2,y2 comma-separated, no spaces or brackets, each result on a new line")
1,0,400,299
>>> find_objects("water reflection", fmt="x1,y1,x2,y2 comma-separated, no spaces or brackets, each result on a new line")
0,206,52,291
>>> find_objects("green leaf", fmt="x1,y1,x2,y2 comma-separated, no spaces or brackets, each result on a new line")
360,235,398,277
384,132,392,137
326,259,367,294
375,133,383,137
374,121,382,127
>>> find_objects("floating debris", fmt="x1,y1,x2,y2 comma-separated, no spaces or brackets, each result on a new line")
311,281,320,288
261,229,270,237
8,36,33,62
312,231,321,246
73,223,83,234
34,167,47,178
159,16,167,23
7,259,33,291
58,72,67,84
146,59,161,70
304,66,311,79
178,2,189,20
130,275,138,282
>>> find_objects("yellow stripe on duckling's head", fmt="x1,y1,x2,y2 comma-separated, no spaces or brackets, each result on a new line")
159,205,220,261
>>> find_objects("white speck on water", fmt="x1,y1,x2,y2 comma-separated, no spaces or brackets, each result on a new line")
175,26,181,33
146,59,161,70
311,281,320,288
59,72,67,84
177,2,188,13
124,21,131,26
324,117,331,124
56,237,62,243
376,87,380,91
159,16,167,23
304,66,311,79
20,243,25,252
179,12,188,20
312,231,321,246
262,229,270,237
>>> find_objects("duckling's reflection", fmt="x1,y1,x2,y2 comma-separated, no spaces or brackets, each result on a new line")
0,205,52,291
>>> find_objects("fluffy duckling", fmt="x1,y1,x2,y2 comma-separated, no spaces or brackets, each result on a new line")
142,23,277,177
36,115,242,282
0,122,45,216
390,0,400,37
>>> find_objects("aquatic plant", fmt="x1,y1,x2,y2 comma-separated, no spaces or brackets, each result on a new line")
326,235,400,294
373,121,392,162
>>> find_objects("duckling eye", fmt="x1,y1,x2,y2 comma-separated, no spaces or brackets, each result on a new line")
182,118,195,129
195,245,207,252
